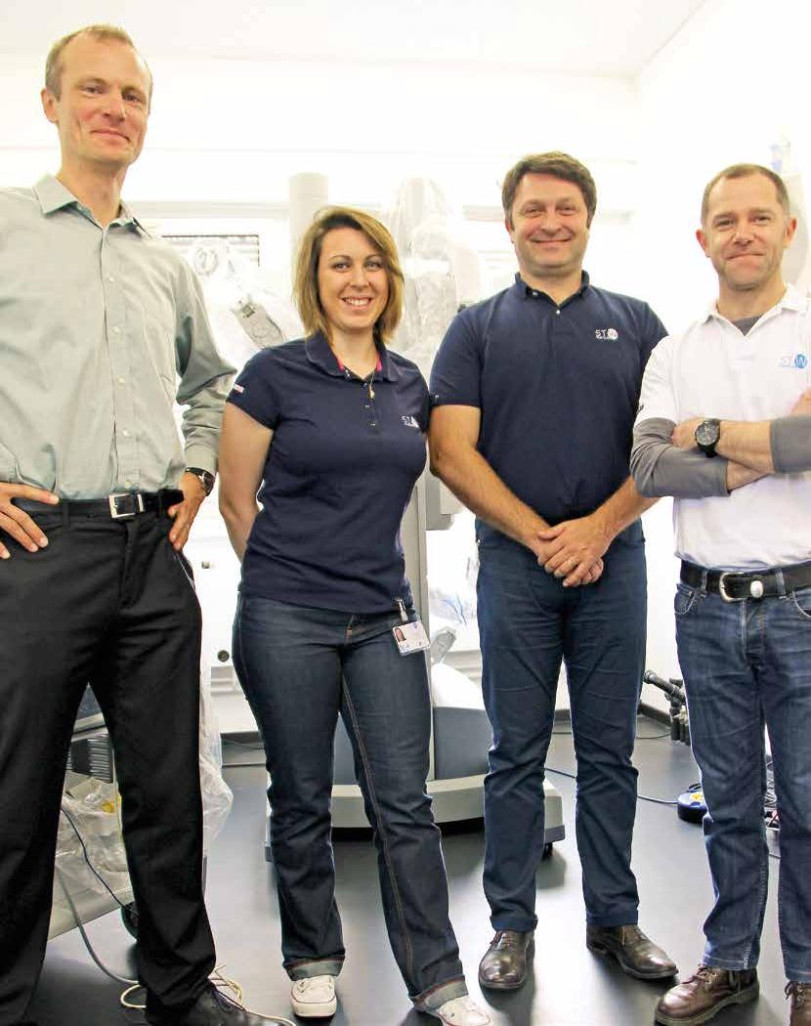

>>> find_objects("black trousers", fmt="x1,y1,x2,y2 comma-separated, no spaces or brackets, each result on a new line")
0,506,216,1024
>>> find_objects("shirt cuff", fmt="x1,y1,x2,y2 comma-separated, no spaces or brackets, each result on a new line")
771,416,811,473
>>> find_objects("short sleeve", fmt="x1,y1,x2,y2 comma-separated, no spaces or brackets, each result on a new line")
417,375,431,431
640,304,668,370
429,309,483,408
635,334,678,426
226,349,282,429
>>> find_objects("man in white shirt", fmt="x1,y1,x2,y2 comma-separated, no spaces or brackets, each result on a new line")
631,163,811,1026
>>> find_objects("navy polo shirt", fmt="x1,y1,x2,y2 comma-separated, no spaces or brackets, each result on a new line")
227,333,429,613
430,273,666,525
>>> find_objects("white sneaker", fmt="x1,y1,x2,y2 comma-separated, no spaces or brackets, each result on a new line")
427,995,491,1025
290,974,337,1018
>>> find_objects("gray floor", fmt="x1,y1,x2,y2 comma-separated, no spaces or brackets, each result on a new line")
32,718,788,1025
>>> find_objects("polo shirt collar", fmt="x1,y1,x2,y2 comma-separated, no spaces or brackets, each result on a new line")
33,174,145,233
514,269,591,301
304,332,397,381
705,282,806,328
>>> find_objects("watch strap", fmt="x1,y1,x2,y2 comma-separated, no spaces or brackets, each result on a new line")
185,467,215,495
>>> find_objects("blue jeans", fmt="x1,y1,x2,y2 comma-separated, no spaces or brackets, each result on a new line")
476,521,646,932
675,579,811,983
232,594,466,1010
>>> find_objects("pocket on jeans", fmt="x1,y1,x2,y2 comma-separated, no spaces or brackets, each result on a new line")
790,586,811,622
674,582,700,617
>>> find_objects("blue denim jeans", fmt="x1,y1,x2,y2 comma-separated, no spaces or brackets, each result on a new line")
476,521,646,932
675,579,811,983
232,594,466,1010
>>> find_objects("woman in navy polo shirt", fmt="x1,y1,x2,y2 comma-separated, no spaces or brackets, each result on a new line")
218,207,487,1026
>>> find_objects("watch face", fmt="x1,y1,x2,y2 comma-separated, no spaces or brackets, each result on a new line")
696,420,720,448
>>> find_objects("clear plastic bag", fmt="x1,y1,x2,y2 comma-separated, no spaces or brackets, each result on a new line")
54,667,233,916
198,660,233,854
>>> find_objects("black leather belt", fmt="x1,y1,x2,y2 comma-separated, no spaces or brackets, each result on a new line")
681,559,811,602
16,489,184,520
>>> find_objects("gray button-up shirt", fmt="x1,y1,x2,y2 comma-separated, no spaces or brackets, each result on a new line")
0,176,234,499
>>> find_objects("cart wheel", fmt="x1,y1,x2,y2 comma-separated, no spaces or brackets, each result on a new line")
121,901,139,939
542,842,553,860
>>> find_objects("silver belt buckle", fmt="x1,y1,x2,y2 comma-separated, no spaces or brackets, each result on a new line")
108,493,145,519
718,572,741,602
718,571,765,601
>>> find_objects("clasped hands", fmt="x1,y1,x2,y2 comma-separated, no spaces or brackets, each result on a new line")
531,512,610,588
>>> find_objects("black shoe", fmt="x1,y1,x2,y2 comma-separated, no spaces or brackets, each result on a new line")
146,984,276,1025
586,924,677,980
478,930,534,990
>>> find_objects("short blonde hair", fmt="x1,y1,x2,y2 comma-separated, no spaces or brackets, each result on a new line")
294,207,404,342
45,24,152,104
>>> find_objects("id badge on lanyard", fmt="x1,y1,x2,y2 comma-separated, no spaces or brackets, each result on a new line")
392,598,430,656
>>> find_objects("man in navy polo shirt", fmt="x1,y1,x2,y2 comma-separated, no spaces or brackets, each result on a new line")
429,152,676,992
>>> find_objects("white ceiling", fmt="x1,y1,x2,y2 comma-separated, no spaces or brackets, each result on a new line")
3,0,710,77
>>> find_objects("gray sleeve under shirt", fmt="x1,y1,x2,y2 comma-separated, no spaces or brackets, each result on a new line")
771,416,811,473
631,418,730,498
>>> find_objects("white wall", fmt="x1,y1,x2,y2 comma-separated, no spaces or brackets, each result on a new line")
0,53,639,213
636,0,811,330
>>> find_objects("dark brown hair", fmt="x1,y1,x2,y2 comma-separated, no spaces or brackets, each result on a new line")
502,151,597,227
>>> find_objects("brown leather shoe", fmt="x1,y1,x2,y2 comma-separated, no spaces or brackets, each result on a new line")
655,966,759,1025
586,924,677,980
788,982,811,1026
478,930,534,990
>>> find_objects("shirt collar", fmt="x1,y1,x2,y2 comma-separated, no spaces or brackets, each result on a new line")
704,282,806,327
304,332,397,381
32,174,146,233
514,269,591,301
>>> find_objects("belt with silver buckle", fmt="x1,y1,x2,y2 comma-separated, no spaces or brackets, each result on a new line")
681,559,811,602
16,489,184,520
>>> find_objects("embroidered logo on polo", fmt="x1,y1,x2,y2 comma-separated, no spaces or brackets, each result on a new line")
401,415,420,429
595,328,619,341
778,353,808,369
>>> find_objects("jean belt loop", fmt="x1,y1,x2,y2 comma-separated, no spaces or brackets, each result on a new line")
700,567,709,594
61,498,70,528
775,568,787,597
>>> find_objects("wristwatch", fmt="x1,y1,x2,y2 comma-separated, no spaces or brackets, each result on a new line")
185,467,215,495
694,419,721,458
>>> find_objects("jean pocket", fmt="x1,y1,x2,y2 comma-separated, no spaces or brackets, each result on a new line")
790,586,811,622
674,582,701,617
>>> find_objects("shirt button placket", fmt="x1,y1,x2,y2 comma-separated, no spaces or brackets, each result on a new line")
103,230,137,489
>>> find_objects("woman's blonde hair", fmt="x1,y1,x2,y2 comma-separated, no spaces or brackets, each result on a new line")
293,206,404,342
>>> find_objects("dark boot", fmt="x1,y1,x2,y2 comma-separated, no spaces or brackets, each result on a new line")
586,924,677,980
478,930,534,991
655,966,759,1025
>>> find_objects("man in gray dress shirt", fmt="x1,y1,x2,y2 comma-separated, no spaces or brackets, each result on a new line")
0,24,270,1026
